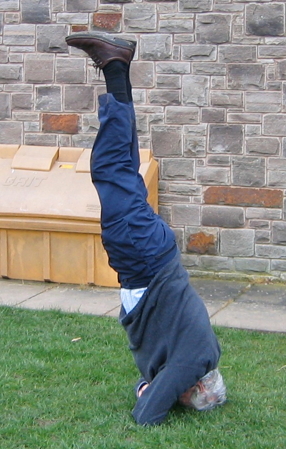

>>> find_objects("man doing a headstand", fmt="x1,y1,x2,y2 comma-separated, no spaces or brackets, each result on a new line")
66,32,227,426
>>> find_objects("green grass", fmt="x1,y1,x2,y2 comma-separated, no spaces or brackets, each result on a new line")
0,306,285,449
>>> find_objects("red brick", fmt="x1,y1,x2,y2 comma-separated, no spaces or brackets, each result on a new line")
187,232,217,255
204,186,283,208
93,13,122,31
71,25,89,33
42,114,79,134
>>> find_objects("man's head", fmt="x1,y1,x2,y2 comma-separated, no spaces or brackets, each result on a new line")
179,368,226,411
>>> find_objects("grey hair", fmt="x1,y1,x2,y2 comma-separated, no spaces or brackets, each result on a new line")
189,368,227,411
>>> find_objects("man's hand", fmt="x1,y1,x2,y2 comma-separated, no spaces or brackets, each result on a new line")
138,382,149,397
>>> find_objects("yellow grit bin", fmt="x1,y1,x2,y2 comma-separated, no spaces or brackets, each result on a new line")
0,145,158,287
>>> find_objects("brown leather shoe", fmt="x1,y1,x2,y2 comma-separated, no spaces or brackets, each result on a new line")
65,32,136,69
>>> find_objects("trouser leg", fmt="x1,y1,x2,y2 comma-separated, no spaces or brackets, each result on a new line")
91,94,177,289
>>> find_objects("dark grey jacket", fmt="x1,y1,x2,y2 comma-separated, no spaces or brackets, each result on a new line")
120,251,221,426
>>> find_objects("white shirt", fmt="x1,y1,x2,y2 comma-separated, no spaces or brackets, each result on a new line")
120,287,147,314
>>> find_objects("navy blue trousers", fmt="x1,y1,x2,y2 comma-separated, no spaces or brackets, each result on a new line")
90,94,177,289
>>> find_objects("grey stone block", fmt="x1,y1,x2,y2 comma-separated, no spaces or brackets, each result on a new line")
82,113,100,134
246,137,279,156
255,230,270,244
52,0,65,13
179,0,212,12
245,124,261,137
156,61,190,74
172,204,200,226
64,85,95,112
24,121,40,132
228,64,265,90
258,45,286,59
158,205,172,225
0,46,8,63
101,0,131,3
263,114,286,136
25,133,57,146
59,135,71,146
130,62,154,88
182,44,216,61
196,14,231,44
0,64,22,83
209,124,243,154
283,138,286,157
0,0,19,10
182,75,208,106
273,222,286,245
11,93,33,110
157,75,181,89
277,60,286,80
268,157,286,171
184,124,207,136
249,220,269,229
246,3,285,37
151,125,182,157
37,24,69,53
193,63,226,76
3,24,35,45
219,45,257,63
246,208,282,221
25,55,54,83
149,90,180,106
135,113,148,134
202,206,244,228
0,93,11,119
256,244,286,259
245,92,281,113
160,193,191,204
72,134,94,148
271,260,286,272
196,166,230,185
181,253,199,269
4,12,20,24
234,258,270,273
166,106,198,125
211,76,226,90
140,34,172,60
9,54,24,63
124,4,156,32
200,255,233,272
35,85,61,112
207,155,230,166
56,58,85,83
159,15,194,33
57,13,89,24
232,157,266,187
221,229,255,257
22,0,50,24
0,121,22,144
211,91,243,108
202,108,225,123
161,158,195,180
184,135,206,157
169,183,201,196
227,113,261,124
66,0,97,12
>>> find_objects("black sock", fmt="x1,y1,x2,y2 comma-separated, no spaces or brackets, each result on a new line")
126,64,133,103
102,60,129,104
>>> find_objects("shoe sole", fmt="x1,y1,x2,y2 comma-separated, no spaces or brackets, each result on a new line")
65,32,136,52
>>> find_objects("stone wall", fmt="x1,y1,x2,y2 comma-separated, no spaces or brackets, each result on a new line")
1,0,286,280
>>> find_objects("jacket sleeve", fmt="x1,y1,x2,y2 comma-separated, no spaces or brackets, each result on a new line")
132,366,193,426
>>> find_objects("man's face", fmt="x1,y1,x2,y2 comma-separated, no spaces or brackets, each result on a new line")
179,381,204,407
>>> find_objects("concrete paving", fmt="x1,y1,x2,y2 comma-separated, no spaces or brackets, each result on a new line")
0,277,285,333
